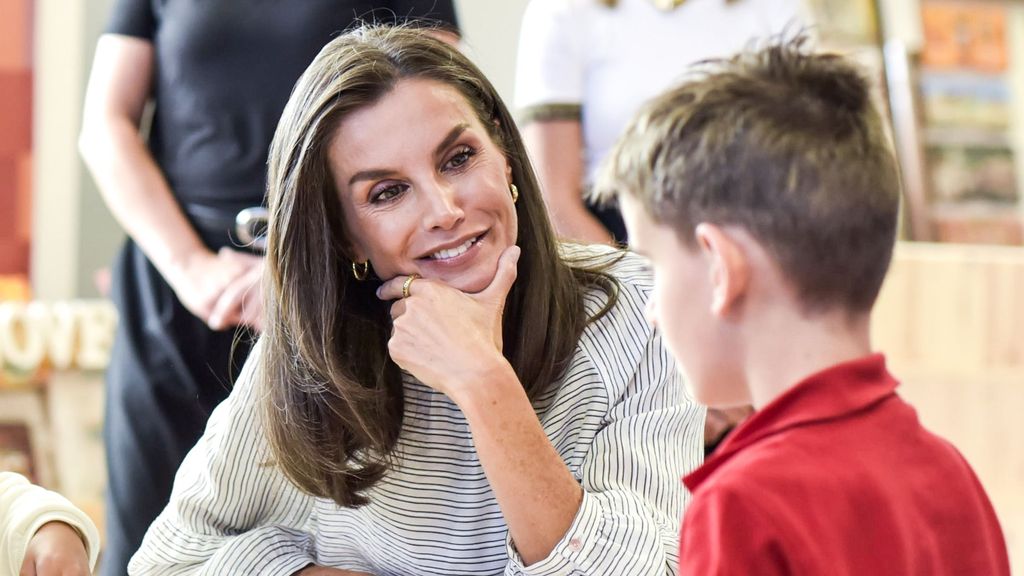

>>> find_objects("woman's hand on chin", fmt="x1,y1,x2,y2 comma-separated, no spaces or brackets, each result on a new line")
378,245,521,401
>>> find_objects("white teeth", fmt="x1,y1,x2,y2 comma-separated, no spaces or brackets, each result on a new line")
430,237,476,260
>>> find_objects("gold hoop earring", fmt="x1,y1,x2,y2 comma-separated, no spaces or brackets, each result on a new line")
510,183,519,204
352,260,370,281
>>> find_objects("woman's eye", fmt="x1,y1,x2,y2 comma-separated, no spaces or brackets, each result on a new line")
371,183,406,203
444,147,476,171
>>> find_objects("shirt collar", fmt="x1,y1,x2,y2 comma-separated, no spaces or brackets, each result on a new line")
684,354,898,491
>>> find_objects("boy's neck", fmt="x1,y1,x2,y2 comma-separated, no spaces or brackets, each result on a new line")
745,309,873,410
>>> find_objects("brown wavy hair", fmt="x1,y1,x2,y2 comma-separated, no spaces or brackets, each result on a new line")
260,25,619,507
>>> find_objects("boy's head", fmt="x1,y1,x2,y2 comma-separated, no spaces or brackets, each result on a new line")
595,37,901,405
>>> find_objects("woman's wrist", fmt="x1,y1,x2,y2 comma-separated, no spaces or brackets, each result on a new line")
448,357,523,415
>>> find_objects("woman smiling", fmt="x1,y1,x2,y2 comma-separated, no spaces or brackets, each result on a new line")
129,26,704,576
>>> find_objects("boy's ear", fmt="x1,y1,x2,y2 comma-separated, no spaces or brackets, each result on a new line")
695,223,749,317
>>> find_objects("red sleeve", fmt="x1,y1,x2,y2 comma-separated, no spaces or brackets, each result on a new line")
679,487,791,575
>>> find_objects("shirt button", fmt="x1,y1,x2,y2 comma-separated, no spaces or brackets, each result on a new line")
569,537,583,551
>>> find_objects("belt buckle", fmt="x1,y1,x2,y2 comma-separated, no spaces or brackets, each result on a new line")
235,207,269,252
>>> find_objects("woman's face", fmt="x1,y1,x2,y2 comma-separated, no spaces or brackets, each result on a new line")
329,78,518,294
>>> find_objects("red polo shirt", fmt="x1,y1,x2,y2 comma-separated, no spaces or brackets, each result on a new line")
680,355,1010,575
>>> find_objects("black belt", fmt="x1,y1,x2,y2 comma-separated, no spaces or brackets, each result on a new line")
183,204,268,252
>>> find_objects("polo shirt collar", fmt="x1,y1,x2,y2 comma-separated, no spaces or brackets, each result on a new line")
685,354,898,491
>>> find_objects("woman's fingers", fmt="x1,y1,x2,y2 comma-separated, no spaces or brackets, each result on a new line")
475,245,520,308
389,298,406,320
377,273,419,302
467,245,519,348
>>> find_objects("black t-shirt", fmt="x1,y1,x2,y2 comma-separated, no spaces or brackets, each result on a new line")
106,0,459,210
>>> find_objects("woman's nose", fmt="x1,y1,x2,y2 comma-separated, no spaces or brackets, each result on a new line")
421,180,465,231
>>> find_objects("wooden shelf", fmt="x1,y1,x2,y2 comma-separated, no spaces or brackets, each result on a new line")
924,126,1012,148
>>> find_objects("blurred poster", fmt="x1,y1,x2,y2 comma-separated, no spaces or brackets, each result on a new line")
918,0,1019,245
921,1,1008,72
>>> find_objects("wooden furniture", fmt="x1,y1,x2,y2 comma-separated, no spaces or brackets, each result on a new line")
873,241,1024,572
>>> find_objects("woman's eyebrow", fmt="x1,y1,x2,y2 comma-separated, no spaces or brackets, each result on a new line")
348,123,471,187
434,123,469,158
349,168,399,187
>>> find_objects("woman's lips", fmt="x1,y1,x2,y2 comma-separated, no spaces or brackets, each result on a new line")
418,231,488,267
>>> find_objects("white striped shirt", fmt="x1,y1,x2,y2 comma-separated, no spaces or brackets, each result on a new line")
130,248,705,576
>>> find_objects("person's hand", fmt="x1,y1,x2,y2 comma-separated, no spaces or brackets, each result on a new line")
551,204,615,246
377,245,521,400
207,251,264,332
165,247,255,330
20,521,91,576
292,566,373,576
705,406,753,450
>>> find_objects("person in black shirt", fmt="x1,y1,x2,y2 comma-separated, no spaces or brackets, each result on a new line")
79,3,458,575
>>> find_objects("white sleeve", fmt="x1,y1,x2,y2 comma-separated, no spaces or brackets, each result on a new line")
514,0,587,111
505,329,705,575
128,345,317,576
0,472,102,575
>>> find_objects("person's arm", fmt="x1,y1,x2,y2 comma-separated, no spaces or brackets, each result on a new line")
0,472,100,576
79,34,257,330
380,248,583,563
496,310,702,574
521,120,613,244
458,361,586,566
514,0,614,244
379,248,703,572
21,522,92,576
129,344,318,575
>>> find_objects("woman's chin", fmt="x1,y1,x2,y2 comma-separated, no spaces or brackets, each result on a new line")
419,253,502,294
447,274,491,294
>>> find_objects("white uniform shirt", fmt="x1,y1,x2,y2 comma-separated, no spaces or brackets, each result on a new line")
130,248,705,575
515,0,812,184
0,472,101,575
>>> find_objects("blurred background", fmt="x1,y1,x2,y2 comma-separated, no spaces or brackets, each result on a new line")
1,0,1021,572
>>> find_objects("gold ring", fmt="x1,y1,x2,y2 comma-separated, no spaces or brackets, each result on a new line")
402,274,419,299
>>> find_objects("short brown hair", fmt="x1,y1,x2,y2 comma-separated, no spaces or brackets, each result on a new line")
596,37,901,314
